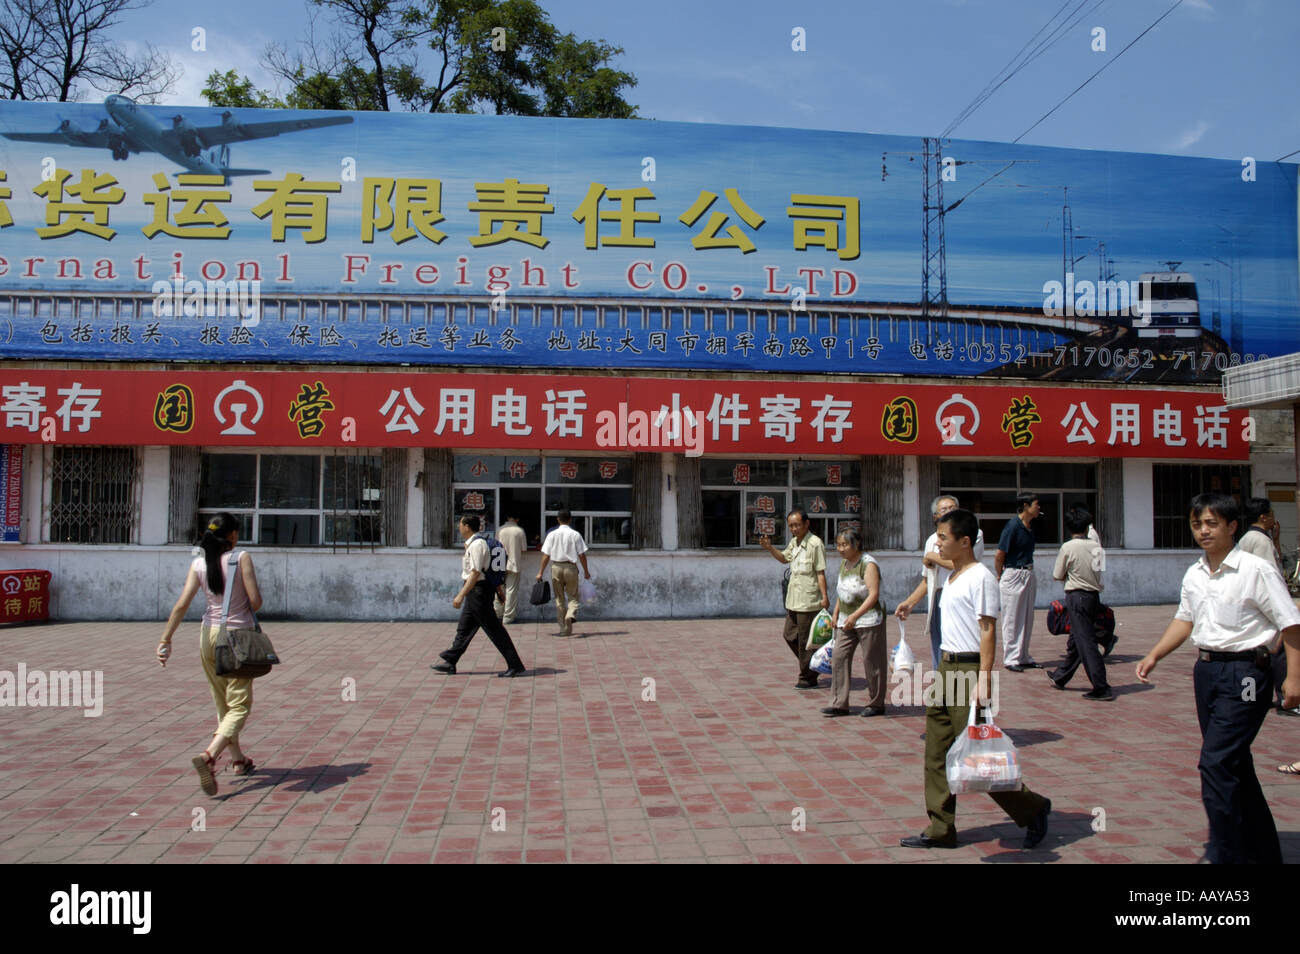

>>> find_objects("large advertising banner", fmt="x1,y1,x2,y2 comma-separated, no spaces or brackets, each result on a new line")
0,99,1295,382
0,370,1249,460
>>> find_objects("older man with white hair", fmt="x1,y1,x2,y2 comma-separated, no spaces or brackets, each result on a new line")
895,494,985,669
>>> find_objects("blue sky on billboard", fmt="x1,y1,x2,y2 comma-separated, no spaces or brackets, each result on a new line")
111,0,1298,163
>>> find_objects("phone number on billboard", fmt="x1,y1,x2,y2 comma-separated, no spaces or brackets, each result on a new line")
1049,346,1268,371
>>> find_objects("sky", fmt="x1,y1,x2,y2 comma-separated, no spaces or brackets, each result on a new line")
107,0,1299,163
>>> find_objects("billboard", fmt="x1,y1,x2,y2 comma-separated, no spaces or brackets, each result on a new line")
0,98,1295,383
0,370,1249,460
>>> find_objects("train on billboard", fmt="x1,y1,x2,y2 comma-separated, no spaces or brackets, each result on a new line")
0,97,1295,383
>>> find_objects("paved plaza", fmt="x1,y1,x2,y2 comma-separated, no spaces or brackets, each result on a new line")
1,605,1297,864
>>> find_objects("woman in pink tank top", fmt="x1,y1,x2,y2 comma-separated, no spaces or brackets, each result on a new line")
156,512,264,796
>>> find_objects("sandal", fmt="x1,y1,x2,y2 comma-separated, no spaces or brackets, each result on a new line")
192,751,219,796
229,756,256,777
1277,761,1300,776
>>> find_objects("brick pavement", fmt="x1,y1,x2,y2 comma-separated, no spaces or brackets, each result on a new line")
0,605,1296,864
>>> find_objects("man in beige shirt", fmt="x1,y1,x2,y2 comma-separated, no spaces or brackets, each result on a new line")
1046,505,1110,699
761,507,828,689
494,515,527,625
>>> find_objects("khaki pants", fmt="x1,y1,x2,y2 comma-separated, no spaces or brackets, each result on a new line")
494,570,520,624
199,624,253,743
923,657,1046,842
551,562,579,634
830,620,887,710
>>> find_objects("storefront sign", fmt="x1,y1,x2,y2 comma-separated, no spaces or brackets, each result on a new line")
0,444,20,542
0,370,1248,459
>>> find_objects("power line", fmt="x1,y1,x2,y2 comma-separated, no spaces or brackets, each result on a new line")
1276,147,1300,162
944,0,1110,138
1014,0,1184,143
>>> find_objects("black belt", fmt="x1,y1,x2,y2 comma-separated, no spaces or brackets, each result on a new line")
941,651,980,663
1198,647,1270,668
1006,565,1032,570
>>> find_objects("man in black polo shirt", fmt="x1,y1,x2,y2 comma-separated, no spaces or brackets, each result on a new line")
996,492,1041,672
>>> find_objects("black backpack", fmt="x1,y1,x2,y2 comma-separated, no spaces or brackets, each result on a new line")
473,533,509,587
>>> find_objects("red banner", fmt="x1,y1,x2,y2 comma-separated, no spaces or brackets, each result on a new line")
0,370,1247,459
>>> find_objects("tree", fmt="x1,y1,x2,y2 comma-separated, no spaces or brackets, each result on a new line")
204,0,638,117
0,0,176,102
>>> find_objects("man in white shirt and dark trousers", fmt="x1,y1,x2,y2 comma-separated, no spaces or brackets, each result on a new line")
432,514,526,677
1137,493,1300,864
900,508,1052,850
536,509,591,637
1047,505,1111,700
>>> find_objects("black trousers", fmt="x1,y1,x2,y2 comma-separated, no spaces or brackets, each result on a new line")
1193,657,1280,864
442,582,524,670
1049,590,1108,691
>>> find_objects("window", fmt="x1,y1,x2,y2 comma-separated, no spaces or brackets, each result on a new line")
46,446,139,543
198,452,383,546
701,458,861,548
940,460,1098,547
1152,463,1251,548
452,453,633,548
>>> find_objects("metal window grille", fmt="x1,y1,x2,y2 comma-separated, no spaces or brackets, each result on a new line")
45,446,140,544
1152,463,1252,549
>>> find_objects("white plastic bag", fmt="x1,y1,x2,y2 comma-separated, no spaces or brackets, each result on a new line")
811,640,833,675
892,618,915,673
946,704,1022,794
578,576,597,603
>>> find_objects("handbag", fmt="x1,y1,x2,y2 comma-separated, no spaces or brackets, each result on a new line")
212,551,279,679
529,578,551,606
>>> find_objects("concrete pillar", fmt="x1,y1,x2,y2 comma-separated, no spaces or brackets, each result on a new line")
138,446,170,545
662,453,678,550
406,447,423,548
903,455,920,550
1123,458,1154,548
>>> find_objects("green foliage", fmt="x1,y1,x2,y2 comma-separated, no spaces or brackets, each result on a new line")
203,0,639,117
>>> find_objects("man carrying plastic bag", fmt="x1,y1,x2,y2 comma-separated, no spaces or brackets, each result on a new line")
899,508,1053,851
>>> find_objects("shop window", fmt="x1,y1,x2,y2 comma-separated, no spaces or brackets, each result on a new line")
1152,463,1251,549
46,446,139,543
940,459,1098,547
701,458,860,548
452,453,633,549
198,452,383,546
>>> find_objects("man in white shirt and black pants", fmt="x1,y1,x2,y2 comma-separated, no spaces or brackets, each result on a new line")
432,514,526,677
1138,493,1300,864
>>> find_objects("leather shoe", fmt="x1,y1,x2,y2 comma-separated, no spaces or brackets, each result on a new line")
1082,688,1115,701
795,679,819,689
1276,706,1300,717
1005,664,1026,673
1023,798,1051,849
900,832,956,849
497,667,526,678
431,662,456,674
821,707,850,717
1046,672,1065,690
859,707,886,717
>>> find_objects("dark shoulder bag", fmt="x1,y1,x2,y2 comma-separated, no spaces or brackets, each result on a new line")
212,551,280,679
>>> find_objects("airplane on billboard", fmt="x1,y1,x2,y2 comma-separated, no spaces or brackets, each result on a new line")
1,95,353,183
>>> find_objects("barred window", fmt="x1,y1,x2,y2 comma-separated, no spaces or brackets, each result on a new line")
940,460,1098,547
452,453,633,548
1152,463,1251,548
198,451,384,547
701,458,861,548
46,446,140,543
